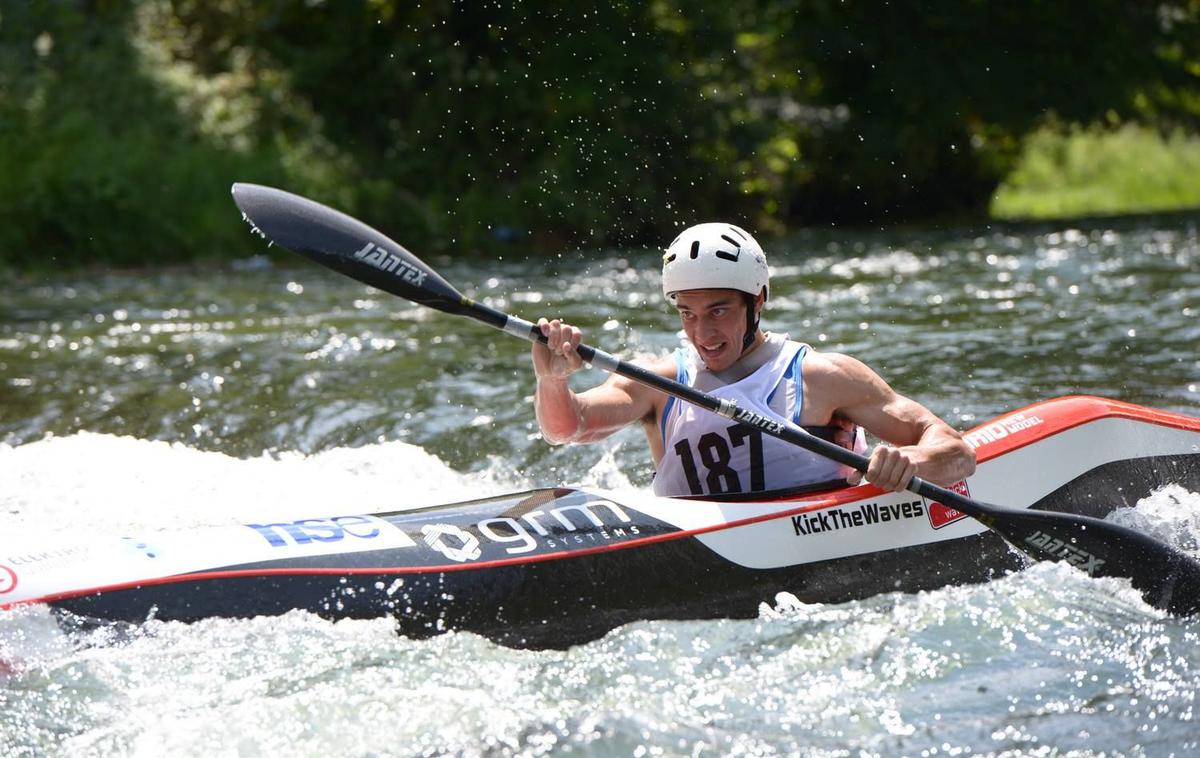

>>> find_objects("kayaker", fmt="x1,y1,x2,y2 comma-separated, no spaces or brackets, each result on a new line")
531,222,976,496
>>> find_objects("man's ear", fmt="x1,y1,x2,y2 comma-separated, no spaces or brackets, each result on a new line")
754,289,766,315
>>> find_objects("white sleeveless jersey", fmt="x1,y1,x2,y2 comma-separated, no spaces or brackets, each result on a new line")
653,340,866,497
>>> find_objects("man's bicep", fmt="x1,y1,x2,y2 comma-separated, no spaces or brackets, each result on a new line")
818,354,939,446
858,393,948,446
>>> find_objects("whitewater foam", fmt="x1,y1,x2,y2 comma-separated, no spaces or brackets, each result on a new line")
1,432,495,534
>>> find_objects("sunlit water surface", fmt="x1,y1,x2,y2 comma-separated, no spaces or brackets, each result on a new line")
2,214,1199,756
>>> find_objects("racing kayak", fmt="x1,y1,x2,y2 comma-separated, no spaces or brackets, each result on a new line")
3,395,1198,648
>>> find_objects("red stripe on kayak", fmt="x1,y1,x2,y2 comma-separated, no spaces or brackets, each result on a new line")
964,395,1200,464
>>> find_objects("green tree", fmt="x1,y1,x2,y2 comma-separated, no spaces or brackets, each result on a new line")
1,0,1198,266
776,0,1200,222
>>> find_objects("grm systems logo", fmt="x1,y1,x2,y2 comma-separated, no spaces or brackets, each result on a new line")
422,524,482,563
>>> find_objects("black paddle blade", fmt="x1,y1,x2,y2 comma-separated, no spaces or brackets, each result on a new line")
231,183,471,316
986,507,1200,615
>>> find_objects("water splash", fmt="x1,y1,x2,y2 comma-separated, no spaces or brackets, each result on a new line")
1,432,496,534
1107,484,1200,558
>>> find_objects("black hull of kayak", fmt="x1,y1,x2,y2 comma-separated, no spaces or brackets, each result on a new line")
53,529,1019,649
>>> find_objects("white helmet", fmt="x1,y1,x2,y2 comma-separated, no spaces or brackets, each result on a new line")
661,223,769,303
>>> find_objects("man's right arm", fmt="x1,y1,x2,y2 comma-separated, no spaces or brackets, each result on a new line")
532,318,670,445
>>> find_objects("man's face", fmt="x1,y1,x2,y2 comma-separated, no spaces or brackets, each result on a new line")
673,289,752,371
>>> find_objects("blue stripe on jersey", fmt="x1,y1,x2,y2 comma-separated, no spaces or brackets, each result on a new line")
659,348,687,442
767,343,808,421
791,345,808,424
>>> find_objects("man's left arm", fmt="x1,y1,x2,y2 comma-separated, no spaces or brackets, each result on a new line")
807,353,976,491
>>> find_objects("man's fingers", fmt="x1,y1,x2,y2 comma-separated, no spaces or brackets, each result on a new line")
541,320,578,356
867,447,917,492
891,460,917,492
532,318,586,378
564,324,581,349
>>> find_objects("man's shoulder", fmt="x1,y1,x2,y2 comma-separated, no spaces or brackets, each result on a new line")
801,348,851,378
802,349,880,393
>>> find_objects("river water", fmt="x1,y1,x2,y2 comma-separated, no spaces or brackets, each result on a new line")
2,214,1199,756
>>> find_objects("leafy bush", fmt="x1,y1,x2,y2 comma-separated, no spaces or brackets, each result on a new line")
993,125,1200,219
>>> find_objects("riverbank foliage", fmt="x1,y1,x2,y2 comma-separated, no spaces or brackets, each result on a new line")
2,1,1199,266
992,124,1200,220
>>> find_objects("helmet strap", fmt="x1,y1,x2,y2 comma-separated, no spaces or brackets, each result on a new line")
740,292,761,355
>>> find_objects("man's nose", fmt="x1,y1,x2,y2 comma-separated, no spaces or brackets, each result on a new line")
697,317,720,336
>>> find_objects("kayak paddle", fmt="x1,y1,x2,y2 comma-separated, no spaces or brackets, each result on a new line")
231,182,1200,616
